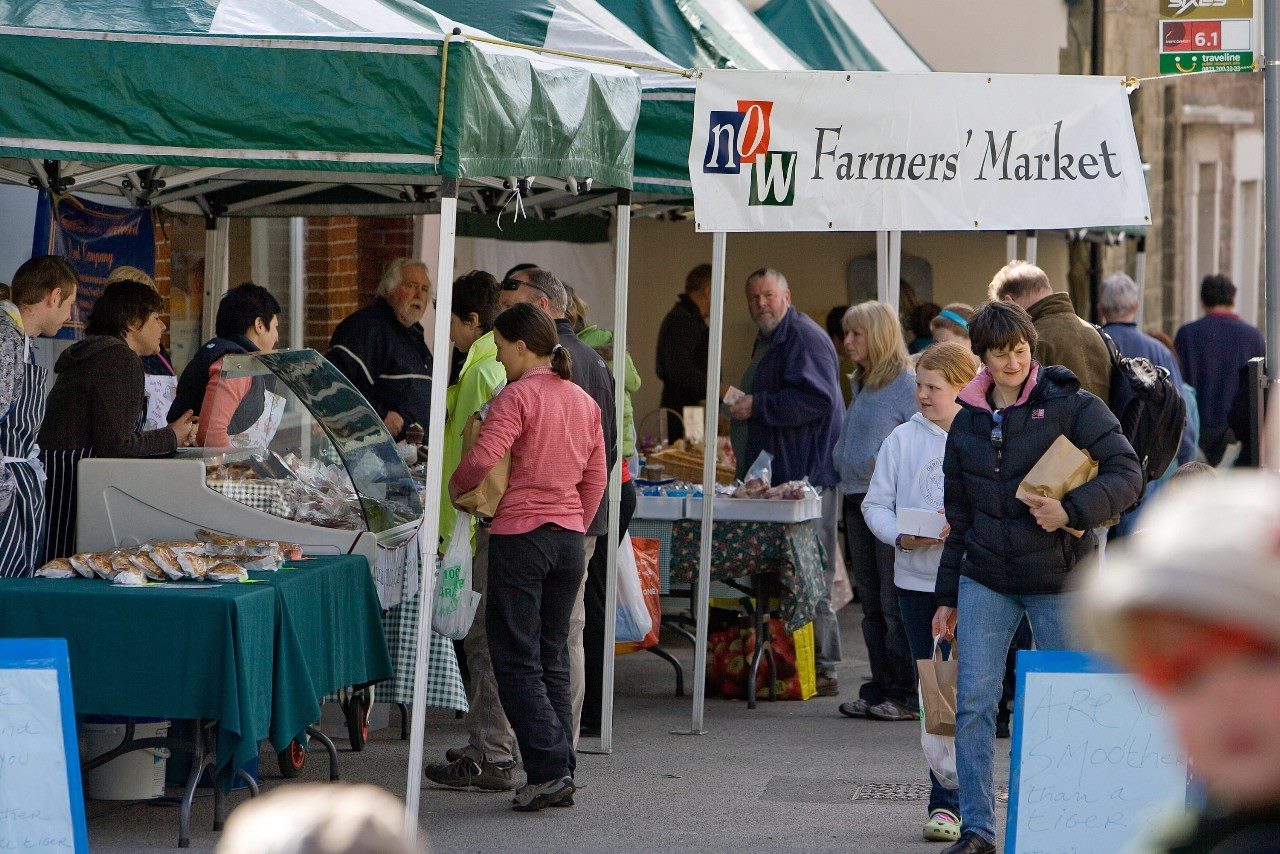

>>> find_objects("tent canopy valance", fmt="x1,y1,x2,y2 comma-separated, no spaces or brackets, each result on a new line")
0,1,641,215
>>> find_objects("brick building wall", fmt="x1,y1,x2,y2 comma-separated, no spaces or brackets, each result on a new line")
301,215,415,350
303,217,360,350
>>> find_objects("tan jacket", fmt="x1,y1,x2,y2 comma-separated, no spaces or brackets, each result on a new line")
1027,292,1111,401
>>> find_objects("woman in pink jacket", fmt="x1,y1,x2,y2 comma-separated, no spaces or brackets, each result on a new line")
449,302,606,813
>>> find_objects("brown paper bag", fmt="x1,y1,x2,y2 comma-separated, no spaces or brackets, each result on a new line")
454,413,510,521
1016,435,1098,538
918,642,957,736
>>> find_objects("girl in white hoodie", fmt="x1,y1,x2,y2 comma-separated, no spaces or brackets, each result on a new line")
862,341,977,844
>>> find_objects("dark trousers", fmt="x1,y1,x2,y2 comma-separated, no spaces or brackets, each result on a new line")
582,479,637,731
486,525,586,784
843,495,916,708
1199,425,1234,467
897,587,960,815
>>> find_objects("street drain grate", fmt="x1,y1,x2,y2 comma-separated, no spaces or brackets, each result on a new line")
759,776,1007,805
852,784,1011,802
852,783,930,800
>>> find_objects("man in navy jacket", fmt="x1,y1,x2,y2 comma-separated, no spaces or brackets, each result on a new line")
327,259,433,441
728,268,845,692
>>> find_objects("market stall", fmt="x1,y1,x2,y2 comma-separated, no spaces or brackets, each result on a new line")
0,556,389,846
681,67,1153,734
0,1,645,837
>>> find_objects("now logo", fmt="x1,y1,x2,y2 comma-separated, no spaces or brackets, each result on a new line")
702,99,797,207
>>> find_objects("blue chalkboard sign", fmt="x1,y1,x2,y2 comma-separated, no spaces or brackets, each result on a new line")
1006,650,1189,853
0,638,89,853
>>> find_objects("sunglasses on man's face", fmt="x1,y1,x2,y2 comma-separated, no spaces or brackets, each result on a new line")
499,277,553,300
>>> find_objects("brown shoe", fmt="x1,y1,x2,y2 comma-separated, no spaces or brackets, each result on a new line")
815,675,840,696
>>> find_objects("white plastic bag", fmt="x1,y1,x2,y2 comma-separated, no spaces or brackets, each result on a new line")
920,685,960,790
614,533,653,643
432,513,482,640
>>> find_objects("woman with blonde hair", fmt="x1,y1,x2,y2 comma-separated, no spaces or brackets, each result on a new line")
862,341,979,842
833,300,920,721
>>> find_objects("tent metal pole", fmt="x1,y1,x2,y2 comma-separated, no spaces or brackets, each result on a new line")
201,218,229,343
1264,0,1280,382
595,190,632,755
1025,229,1038,265
1006,231,1018,263
888,231,902,310
685,230,727,735
875,231,889,302
403,178,458,841
289,217,305,350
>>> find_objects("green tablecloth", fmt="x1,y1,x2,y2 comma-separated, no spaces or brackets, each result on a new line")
0,556,390,774
669,519,827,632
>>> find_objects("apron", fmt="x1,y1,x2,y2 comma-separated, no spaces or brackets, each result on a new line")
0,333,48,577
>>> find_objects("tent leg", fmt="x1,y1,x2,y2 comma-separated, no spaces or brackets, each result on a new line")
679,231,727,736
888,231,901,310
589,191,631,756
201,218,229,343
289,217,305,350
1006,231,1018,263
403,179,458,841
1025,229,1038,265
875,231,889,302
875,231,901,309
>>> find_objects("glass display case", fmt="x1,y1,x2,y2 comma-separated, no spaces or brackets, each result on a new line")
204,349,422,536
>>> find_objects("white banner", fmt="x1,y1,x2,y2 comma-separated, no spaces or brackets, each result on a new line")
689,70,1151,233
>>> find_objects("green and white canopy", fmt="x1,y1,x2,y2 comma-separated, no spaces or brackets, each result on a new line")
420,0,804,199
755,0,929,72
0,0,641,214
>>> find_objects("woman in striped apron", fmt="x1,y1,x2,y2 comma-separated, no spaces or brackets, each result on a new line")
0,303,47,578
0,259,77,577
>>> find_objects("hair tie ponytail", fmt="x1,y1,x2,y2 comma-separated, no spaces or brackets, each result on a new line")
550,343,573,381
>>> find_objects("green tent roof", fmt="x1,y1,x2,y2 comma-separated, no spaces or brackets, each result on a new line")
756,0,930,72
0,0,640,193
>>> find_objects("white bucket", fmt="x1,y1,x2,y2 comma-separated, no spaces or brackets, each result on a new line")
79,719,171,800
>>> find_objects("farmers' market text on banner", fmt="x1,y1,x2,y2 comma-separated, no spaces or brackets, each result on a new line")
689,71,1151,233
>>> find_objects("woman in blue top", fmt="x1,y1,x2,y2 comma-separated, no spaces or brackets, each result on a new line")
832,301,920,721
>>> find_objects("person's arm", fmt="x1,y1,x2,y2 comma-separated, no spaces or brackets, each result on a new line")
658,311,708,397
752,334,841,427
195,361,252,447
327,320,392,418
860,434,901,548
90,351,178,458
450,389,522,498
935,430,972,607
1062,395,1144,531
624,351,641,395
577,411,608,530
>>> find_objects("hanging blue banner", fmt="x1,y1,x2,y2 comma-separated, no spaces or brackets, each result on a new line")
31,191,154,339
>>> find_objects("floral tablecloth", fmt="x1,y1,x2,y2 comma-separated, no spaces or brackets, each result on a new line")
669,519,826,632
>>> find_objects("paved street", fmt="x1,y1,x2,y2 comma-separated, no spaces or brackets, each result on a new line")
88,611,1009,853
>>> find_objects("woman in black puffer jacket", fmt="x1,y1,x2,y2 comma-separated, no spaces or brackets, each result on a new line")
930,301,1142,854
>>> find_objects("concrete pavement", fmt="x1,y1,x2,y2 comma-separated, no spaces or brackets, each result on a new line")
87,610,1009,852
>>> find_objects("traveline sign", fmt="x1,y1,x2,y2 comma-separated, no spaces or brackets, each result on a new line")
689,70,1152,233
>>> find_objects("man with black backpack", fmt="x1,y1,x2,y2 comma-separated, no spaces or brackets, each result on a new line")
1099,273,1195,474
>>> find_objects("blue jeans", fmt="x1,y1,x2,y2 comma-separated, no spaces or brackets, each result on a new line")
897,588,960,816
955,576,1077,844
